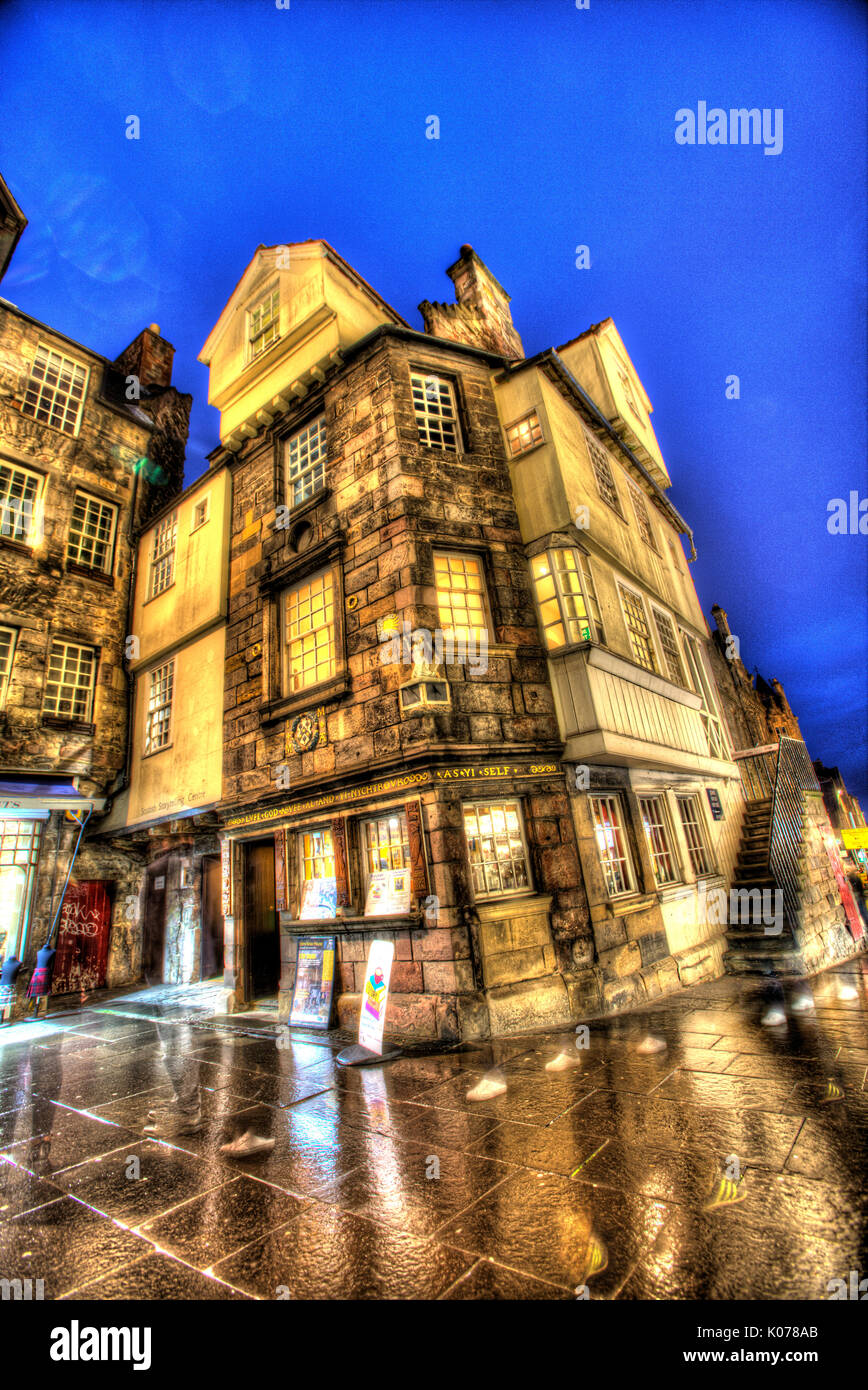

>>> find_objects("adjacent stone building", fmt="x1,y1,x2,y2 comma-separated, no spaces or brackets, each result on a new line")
0,171,190,1009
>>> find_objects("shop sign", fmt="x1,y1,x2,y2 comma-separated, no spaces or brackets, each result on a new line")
364,869,412,918
290,935,336,1029
358,939,394,1055
842,827,868,850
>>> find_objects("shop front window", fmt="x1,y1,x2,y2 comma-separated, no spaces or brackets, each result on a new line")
0,816,43,959
463,801,531,899
298,826,336,919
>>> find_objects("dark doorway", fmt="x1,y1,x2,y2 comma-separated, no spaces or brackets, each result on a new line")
244,839,278,998
142,857,169,983
200,855,223,980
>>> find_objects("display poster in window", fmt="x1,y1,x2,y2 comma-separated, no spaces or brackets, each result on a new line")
299,876,337,920
358,938,394,1055
290,935,335,1029
364,868,411,918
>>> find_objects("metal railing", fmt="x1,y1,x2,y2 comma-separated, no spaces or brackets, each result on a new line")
768,736,820,925
732,743,779,802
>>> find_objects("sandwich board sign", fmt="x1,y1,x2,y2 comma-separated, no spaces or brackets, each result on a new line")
358,939,394,1055
290,935,336,1029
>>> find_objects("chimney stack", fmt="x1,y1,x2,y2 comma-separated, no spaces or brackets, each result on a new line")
113,324,175,392
419,245,524,360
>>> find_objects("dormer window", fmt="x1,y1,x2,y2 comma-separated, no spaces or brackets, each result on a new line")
248,287,280,361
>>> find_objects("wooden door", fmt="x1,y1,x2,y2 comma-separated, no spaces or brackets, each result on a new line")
245,840,278,998
200,854,223,979
142,857,169,983
51,881,112,995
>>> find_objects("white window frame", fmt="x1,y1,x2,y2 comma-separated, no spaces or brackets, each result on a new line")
505,411,544,458
583,427,624,518
410,372,460,452
651,606,687,688
43,640,97,722
144,660,174,755
190,494,210,533
286,416,327,508
676,794,715,877
282,566,337,695
0,626,17,709
639,794,681,887
589,794,636,898
530,547,604,650
66,491,118,574
0,462,44,545
617,583,658,674
462,799,533,901
627,477,658,550
21,344,89,437
148,510,178,599
296,823,338,918
680,630,730,759
248,285,280,362
433,550,491,645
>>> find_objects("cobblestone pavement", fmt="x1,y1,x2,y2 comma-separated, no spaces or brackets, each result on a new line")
0,959,866,1300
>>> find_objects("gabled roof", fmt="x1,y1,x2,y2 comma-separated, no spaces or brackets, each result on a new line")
0,170,28,283
199,239,410,362
557,317,653,412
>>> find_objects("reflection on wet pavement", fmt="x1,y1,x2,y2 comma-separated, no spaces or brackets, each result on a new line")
0,963,865,1298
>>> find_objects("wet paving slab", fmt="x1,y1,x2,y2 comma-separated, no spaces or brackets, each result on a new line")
0,963,865,1299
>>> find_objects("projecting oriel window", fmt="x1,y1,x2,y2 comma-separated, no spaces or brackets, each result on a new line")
149,511,178,598
639,795,681,886
21,345,89,436
283,568,336,693
583,428,624,518
618,584,658,673
0,463,42,544
505,412,543,457
589,794,636,898
627,478,657,550
410,372,459,451
433,551,490,644
463,801,531,899
248,287,280,361
677,795,714,877
530,548,604,650
286,416,327,508
652,608,687,687
144,660,174,754
43,641,97,722
680,631,729,760
0,626,17,709
66,492,118,574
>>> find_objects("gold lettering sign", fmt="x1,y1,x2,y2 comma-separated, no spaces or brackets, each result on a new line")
222,762,560,832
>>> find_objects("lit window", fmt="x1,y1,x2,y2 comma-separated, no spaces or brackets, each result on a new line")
21,345,88,436
298,826,337,918
506,412,543,457
43,641,96,721
530,548,604,649
362,812,411,886
66,493,117,573
284,568,336,693
639,795,681,886
286,417,327,507
149,511,178,598
0,463,42,544
0,626,17,708
618,585,657,673
144,661,174,754
677,795,714,877
652,608,687,687
0,817,43,960
249,287,280,360
589,794,635,897
433,552,489,644
463,801,531,899
583,428,623,517
627,478,657,549
410,373,459,451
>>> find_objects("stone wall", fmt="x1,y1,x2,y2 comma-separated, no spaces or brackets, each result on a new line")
790,791,861,974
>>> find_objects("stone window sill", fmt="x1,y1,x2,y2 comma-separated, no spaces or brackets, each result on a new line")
41,716,95,736
65,562,114,587
261,672,349,726
279,912,422,934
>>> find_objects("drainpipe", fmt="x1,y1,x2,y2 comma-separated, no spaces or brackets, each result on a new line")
100,462,141,820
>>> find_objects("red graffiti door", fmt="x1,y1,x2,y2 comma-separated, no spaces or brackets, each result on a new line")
51,881,112,994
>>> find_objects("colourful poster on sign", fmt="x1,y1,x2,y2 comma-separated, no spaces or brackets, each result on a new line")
364,869,412,918
841,828,868,850
290,935,336,1028
358,939,394,1055
299,877,337,920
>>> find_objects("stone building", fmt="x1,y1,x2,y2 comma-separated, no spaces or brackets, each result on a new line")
97,468,230,986
0,170,190,1010
813,760,867,876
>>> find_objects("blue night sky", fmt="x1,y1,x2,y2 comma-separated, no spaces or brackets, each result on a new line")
1,0,865,795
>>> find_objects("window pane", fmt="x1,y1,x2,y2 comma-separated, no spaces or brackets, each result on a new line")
410,373,458,451
463,801,530,899
285,569,336,692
